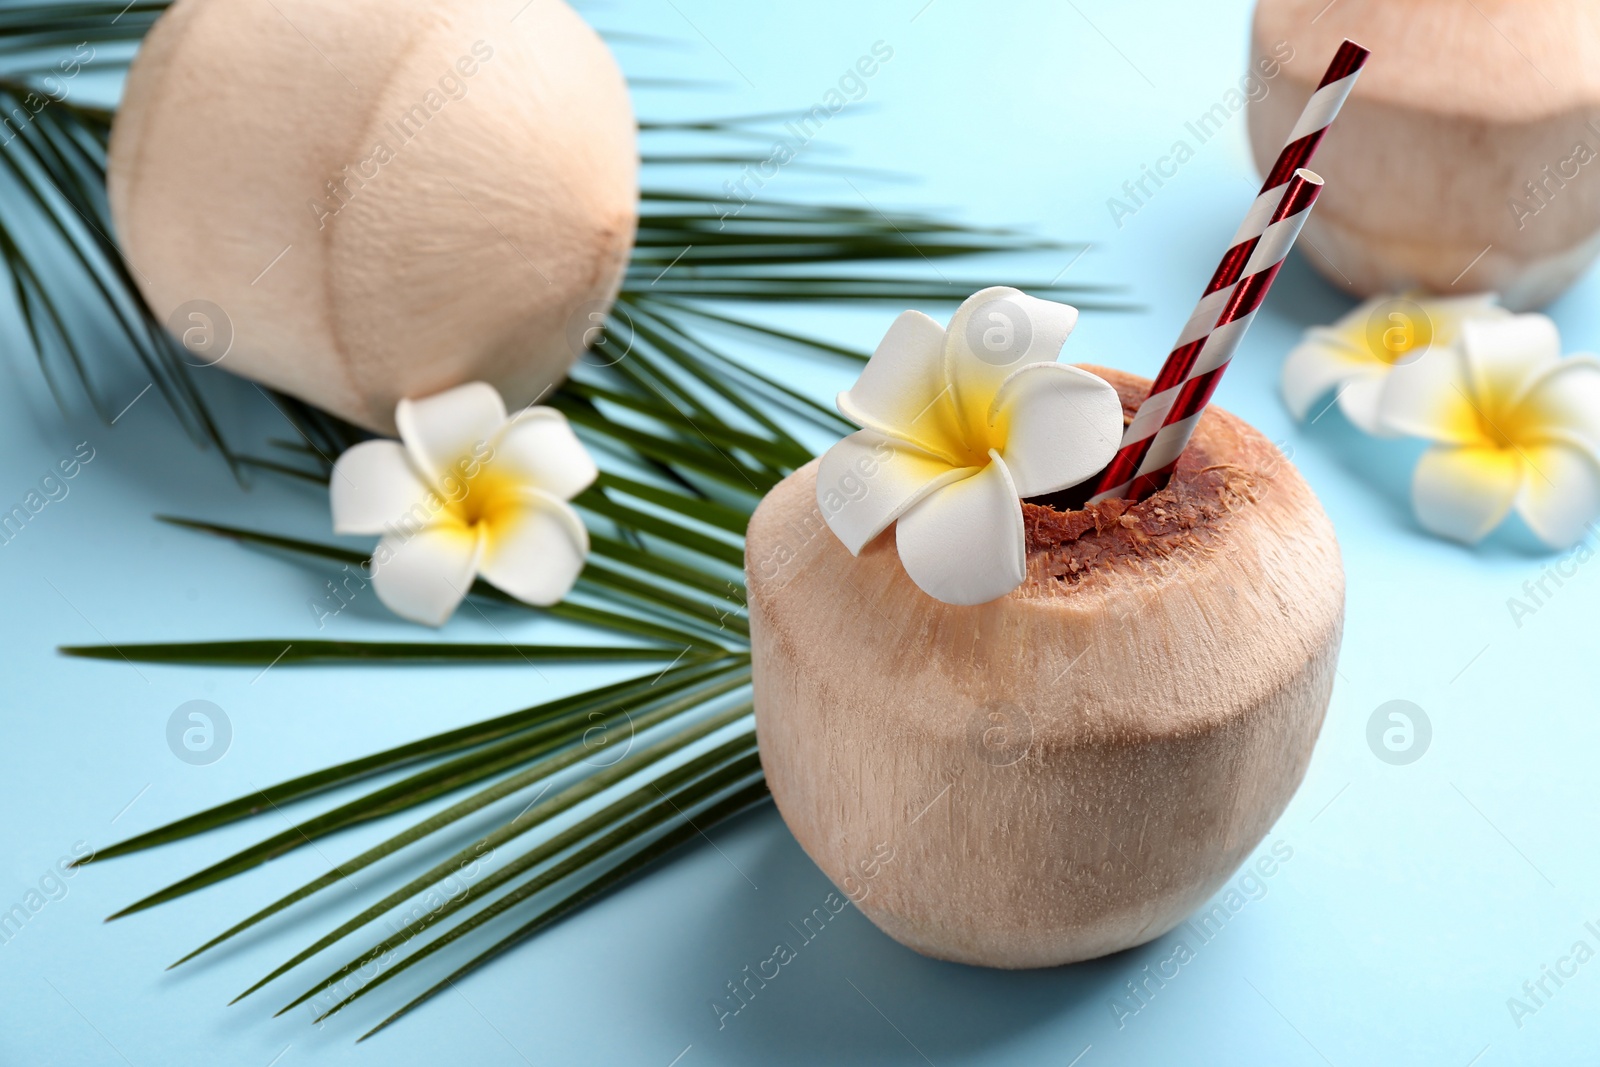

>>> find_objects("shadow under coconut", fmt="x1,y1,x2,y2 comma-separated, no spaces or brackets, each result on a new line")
643,814,1141,1065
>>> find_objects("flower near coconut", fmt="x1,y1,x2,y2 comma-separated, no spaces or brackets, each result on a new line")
816,287,1123,605
1280,291,1506,433
329,382,597,625
1376,314,1600,548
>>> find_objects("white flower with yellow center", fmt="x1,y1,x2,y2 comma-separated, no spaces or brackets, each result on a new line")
817,287,1123,605
1377,314,1600,548
330,382,597,625
1281,291,1506,432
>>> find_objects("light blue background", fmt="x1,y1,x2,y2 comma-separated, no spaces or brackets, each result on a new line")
3,0,1597,1064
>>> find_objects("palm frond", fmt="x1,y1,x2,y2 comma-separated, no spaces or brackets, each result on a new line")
0,10,247,462
104,671,755,919
16,0,1134,1038
77,657,739,863
61,639,715,666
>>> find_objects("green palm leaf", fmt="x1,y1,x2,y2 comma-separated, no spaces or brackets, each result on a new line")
358,780,772,1041
60,640,712,666
290,747,761,1017
78,658,737,863
106,671,754,918
238,708,754,1005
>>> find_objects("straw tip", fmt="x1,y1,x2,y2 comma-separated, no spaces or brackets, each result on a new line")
1316,39,1372,89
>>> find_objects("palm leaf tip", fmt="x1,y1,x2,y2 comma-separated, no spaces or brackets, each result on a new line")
354,779,772,1041
84,657,742,869
277,744,762,1020
229,701,754,1006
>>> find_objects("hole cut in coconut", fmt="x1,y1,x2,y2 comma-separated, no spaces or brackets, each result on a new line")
1019,366,1278,593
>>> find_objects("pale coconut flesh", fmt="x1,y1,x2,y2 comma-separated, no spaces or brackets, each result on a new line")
109,0,638,432
747,367,1344,967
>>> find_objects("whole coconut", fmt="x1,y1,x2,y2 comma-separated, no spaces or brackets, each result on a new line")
109,0,637,432
1249,0,1600,311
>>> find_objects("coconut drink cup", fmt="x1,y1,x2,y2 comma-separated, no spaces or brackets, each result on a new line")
745,44,1362,964
746,366,1343,967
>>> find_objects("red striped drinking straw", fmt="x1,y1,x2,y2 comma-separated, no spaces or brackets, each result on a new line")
1117,169,1323,500
1087,39,1369,502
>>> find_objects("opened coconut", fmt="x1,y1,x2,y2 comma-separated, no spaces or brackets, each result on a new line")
747,367,1343,967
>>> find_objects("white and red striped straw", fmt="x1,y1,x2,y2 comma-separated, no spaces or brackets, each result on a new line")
1087,39,1369,502
1115,169,1323,500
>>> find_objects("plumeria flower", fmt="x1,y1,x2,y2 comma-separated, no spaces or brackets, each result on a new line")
1377,313,1600,548
816,287,1123,605
1281,291,1505,432
330,382,597,625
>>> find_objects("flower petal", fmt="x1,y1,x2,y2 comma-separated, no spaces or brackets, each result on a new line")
1514,442,1600,549
1461,314,1561,411
1410,444,1521,544
817,430,970,555
1326,290,1504,348
1325,294,1389,334
1376,345,1481,445
1280,329,1378,422
478,492,589,606
491,407,598,501
1291,294,1507,429
895,453,1026,605
836,310,961,457
990,362,1123,497
329,440,435,535
1418,291,1507,342
1334,374,1398,436
371,525,483,626
1517,354,1600,456
396,381,508,480
944,287,1079,436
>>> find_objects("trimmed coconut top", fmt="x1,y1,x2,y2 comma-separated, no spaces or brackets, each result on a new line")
1256,0,1600,120
1019,369,1287,595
